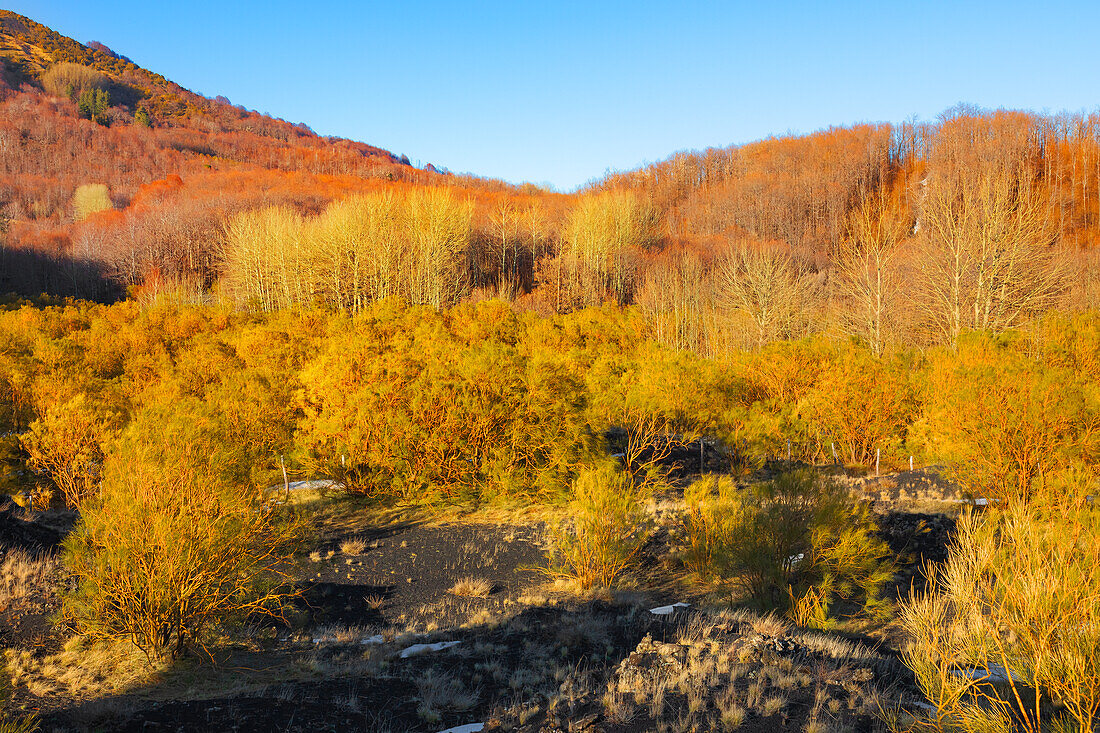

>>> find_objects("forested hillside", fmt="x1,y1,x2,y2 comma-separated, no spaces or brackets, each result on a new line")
4,12,1100,733
3,10,1100,357
0,10,522,298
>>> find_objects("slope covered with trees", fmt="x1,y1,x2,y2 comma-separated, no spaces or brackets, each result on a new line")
5,12,1100,360
0,10,532,299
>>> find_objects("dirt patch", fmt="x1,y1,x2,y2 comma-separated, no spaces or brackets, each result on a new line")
40,599,667,732
298,522,545,630
0,500,70,552
856,467,963,504
5,479,960,732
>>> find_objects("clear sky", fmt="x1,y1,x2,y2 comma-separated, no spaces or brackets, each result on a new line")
6,1,1100,191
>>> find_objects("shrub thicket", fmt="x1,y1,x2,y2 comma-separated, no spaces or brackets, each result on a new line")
901,503,1100,732
546,461,652,590
918,333,1100,505
0,300,1098,510
62,433,300,660
296,300,594,502
682,470,891,620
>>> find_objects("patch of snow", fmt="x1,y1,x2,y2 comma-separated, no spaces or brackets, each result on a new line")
265,479,342,504
399,640,461,658
945,498,995,506
437,725,484,733
649,602,691,616
954,664,1015,683
287,479,340,492
788,553,805,565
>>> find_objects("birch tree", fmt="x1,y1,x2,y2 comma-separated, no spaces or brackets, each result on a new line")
916,166,1065,345
836,192,910,354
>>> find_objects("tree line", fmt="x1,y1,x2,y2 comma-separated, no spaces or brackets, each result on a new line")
2,298,1095,510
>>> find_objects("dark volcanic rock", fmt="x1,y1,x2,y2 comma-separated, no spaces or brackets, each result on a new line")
0,499,64,551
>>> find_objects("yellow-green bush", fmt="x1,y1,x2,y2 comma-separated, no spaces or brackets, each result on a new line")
62,432,300,660
73,184,111,221
681,470,890,619
798,344,919,467
546,461,652,589
917,333,1100,505
585,341,733,484
41,62,107,100
20,393,116,507
901,503,1100,732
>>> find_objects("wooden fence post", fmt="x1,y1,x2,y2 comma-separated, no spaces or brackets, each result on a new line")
280,454,290,503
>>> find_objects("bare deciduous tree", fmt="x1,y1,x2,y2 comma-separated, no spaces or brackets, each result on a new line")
915,166,1066,345
835,191,910,354
715,244,819,349
560,190,659,309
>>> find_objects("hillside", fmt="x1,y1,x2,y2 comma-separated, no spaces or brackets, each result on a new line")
0,11,536,298
2,13,1100,352
0,10,402,166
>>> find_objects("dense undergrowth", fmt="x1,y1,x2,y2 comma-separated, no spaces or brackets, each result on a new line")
2,297,1097,508
1,296,1100,729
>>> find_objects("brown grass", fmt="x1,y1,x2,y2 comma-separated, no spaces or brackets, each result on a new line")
750,613,790,638
448,577,493,598
5,637,156,701
339,538,367,556
0,549,55,609
414,669,477,724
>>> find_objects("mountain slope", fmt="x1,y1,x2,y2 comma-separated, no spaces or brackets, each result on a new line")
0,10,398,160
0,12,536,298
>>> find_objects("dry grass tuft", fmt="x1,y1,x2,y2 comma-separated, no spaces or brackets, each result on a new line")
717,686,746,730
339,538,367,556
751,613,790,638
415,669,477,724
311,624,373,645
0,549,55,608
795,631,876,661
5,636,156,701
464,608,496,627
448,577,493,598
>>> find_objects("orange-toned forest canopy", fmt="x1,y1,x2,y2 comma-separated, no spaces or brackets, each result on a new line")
4,11,1100,352
0,10,551,296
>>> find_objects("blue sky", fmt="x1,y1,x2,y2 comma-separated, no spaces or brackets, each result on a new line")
6,1,1100,190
